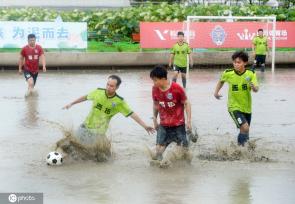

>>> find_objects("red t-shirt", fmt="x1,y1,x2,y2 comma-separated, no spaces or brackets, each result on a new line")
21,44,44,74
152,82,187,127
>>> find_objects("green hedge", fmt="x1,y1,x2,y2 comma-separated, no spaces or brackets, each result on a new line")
1,3,295,40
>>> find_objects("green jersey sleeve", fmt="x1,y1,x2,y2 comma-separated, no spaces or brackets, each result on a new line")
187,44,191,54
252,37,257,45
171,45,176,54
87,89,98,101
251,72,259,87
220,70,230,82
118,100,133,117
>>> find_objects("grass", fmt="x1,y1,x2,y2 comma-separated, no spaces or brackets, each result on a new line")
0,41,294,53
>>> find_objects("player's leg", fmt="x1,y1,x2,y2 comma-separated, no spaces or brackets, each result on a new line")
32,72,39,87
229,111,250,146
172,65,180,83
23,71,35,96
154,125,168,161
179,67,187,88
260,55,266,72
176,124,192,162
256,55,263,71
169,125,191,162
252,55,258,71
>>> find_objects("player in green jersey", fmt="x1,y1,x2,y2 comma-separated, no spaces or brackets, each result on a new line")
63,75,154,136
169,31,193,88
57,75,154,162
252,28,268,72
214,51,259,146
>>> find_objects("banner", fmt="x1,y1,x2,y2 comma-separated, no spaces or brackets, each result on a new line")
0,21,87,48
140,22,295,48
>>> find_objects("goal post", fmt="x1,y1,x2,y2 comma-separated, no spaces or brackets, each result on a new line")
184,15,276,77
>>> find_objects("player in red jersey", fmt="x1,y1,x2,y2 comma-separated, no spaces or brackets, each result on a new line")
150,65,192,162
18,34,46,96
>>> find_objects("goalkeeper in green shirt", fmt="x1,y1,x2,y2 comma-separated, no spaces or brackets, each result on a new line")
169,31,193,88
252,28,269,72
214,51,259,146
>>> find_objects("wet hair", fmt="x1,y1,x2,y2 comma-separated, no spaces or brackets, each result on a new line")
150,65,167,79
258,28,263,32
27,34,36,39
232,51,249,62
108,75,122,87
177,31,184,36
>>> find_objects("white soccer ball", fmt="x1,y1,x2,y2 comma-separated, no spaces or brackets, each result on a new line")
46,151,63,166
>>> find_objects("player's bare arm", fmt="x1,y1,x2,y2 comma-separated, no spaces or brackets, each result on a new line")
214,81,224,99
63,95,87,109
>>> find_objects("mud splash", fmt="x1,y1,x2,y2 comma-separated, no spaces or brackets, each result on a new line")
43,120,112,162
146,145,193,168
198,139,271,162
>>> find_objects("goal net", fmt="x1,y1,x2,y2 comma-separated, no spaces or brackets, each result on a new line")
184,15,276,75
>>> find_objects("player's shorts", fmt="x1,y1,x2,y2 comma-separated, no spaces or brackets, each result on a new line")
254,55,266,66
76,124,106,146
173,65,187,73
229,110,252,128
23,70,38,85
157,124,188,147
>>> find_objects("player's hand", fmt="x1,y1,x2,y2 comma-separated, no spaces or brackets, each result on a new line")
168,63,172,69
250,82,256,90
144,126,155,135
62,104,72,110
186,121,192,131
214,92,222,100
43,66,47,72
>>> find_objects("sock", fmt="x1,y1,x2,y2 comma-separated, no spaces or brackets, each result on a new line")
182,77,186,88
261,64,265,72
238,133,249,146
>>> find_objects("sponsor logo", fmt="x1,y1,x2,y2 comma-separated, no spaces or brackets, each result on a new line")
237,29,256,40
154,29,195,41
210,25,227,46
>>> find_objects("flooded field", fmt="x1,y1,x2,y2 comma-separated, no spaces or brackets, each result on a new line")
0,68,294,204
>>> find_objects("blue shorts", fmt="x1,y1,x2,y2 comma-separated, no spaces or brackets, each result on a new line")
229,111,251,128
23,70,38,85
156,124,188,147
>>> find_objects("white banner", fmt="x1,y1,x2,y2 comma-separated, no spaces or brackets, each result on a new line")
0,21,87,49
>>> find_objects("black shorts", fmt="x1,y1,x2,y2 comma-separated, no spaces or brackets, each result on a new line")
173,65,187,73
23,70,38,85
255,55,266,66
156,124,188,147
229,110,251,128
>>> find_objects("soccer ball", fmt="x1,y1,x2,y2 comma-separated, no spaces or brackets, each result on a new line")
46,151,63,166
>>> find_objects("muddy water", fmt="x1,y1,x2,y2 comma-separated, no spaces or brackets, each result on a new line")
0,69,294,204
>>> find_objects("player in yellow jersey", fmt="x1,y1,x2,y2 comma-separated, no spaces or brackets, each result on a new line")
214,51,259,146
169,31,193,88
252,28,269,72
57,75,154,162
